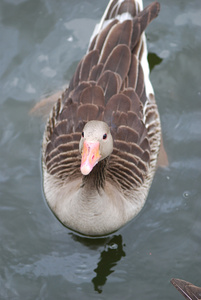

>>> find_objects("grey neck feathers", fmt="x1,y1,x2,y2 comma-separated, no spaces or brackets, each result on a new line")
82,157,109,192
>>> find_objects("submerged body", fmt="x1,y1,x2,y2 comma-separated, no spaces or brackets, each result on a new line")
43,0,161,236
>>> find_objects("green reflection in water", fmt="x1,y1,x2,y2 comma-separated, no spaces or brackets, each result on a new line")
148,52,163,72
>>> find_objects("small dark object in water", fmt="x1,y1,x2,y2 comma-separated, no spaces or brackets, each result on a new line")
171,278,201,300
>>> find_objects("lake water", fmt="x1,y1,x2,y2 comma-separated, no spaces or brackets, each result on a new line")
0,0,201,299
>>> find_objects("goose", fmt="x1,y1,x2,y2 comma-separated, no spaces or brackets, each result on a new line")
171,278,201,300
42,0,161,236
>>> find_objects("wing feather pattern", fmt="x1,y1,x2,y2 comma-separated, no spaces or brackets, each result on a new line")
44,0,160,192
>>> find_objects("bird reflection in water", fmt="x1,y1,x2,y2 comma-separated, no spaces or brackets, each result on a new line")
92,235,125,293
70,233,126,293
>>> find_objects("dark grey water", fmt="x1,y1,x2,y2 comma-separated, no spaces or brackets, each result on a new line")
1,0,201,299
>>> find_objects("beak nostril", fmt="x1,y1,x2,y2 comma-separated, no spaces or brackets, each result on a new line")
81,141,101,175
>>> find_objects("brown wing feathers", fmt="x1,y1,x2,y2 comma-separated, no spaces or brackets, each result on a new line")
45,1,160,188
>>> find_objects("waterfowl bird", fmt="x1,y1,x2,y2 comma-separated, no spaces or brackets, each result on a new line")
171,278,201,300
42,0,161,236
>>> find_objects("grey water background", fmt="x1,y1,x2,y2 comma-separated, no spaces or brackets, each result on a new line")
0,0,201,299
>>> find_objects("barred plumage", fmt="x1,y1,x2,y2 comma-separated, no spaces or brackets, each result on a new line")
42,0,161,236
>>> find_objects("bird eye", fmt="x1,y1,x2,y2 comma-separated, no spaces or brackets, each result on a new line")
81,132,84,138
103,133,107,140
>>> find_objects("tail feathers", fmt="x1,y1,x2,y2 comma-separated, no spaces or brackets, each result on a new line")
104,0,141,21
136,1,160,34
91,0,159,42
88,1,160,99
104,0,159,22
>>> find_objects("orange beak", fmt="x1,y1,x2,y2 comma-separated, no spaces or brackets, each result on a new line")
80,141,101,175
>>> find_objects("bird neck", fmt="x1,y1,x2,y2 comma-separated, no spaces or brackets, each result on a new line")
82,157,109,191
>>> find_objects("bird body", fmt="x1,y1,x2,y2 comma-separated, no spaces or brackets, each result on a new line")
42,0,161,236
